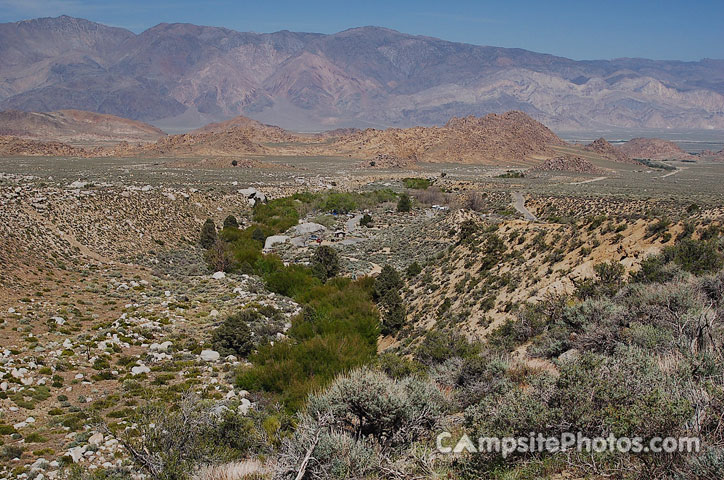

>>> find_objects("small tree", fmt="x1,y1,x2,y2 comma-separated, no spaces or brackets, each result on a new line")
311,245,340,282
374,265,406,334
204,239,235,273
200,218,217,249
374,265,403,301
223,215,238,229
397,193,411,213
211,310,256,357
381,290,406,335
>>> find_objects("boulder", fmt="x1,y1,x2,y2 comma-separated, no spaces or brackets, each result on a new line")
295,222,326,235
264,235,289,251
200,349,220,362
88,432,104,447
131,365,150,376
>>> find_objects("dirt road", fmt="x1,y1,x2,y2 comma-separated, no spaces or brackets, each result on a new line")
512,192,537,221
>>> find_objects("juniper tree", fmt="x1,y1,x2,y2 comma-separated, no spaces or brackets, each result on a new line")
200,218,217,249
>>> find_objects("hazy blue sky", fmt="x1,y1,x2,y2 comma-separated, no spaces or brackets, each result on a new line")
0,0,722,60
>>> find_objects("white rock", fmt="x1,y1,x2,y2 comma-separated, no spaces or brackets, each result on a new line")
131,365,150,376
239,398,252,415
209,309,219,317
264,235,290,250
238,187,257,197
295,222,326,235
88,432,104,447
200,350,220,362
149,341,172,352
211,271,226,280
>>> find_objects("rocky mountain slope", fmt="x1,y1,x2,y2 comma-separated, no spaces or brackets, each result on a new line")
618,137,694,160
1,16,723,131
0,109,165,145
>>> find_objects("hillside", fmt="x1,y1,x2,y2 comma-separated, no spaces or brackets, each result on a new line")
1,16,724,131
0,109,165,145
618,137,695,160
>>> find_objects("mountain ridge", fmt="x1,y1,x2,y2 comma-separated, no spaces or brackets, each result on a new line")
2,16,724,131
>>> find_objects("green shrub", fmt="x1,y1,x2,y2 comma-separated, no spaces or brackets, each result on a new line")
108,394,267,480
307,367,445,445
406,261,422,277
415,330,478,366
631,254,682,284
320,192,357,214
222,215,238,229
402,177,431,189
662,238,723,275
0,445,23,460
237,278,379,411
253,198,299,232
360,213,373,227
211,311,255,357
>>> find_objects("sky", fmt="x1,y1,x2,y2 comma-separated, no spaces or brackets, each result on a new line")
0,0,722,61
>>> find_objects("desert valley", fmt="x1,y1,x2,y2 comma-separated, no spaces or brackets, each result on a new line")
0,11,723,480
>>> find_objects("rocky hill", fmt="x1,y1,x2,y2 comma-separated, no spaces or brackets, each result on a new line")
0,109,165,145
1,16,724,131
618,137,694,160
0,135,85,156
98,129,269,157
189,114,300,143
530,155,606,174
324,111,565,165
584,137,633,163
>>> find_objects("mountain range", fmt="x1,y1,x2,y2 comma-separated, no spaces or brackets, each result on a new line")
2,15,724,132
